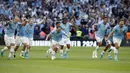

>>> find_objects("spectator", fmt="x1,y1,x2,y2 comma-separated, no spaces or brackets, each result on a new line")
75,16,81,26
39,31,46,39
76,29,82,37
81,25,88,36
50,25,54,31
89,30,95,39
0,0,129,40
34,25,40,39
70,25,76,37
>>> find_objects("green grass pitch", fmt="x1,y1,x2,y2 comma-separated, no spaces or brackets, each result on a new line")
0,46,130,73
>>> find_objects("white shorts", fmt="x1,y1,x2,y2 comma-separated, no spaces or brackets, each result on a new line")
24,37,33,46
51,40,63,48
4,34,15,46
113,37,122,47
15,36,26,46
61,38,71,45
95,36,103,43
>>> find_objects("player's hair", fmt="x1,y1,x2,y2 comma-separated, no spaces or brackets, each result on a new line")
56,22,60,25
103,16,108,19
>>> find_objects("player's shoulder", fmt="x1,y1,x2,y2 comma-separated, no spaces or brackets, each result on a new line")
123,25,127,28
112,25,118,31
114,24,119,28
96,21,103,27
97,20,103,24
123,25,128,30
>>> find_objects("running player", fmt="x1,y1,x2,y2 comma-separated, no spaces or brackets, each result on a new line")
0,16,20,59
92,16,110,58
106,19,128,61
100,25,115,59
45,22,61,57
46,25,68,60
60,18,72,58
24,19,35,59
14,18,28,59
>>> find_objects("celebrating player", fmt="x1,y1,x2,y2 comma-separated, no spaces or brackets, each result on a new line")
24,19,35,59
46,23,68,60
46,22,61,57
14,18,28,59
60,18,72,58
106,19,128,61
0,16,20,59
100,25,115,59
92,16,110,58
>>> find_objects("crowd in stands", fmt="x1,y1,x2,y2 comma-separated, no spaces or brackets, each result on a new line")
0,0,130,40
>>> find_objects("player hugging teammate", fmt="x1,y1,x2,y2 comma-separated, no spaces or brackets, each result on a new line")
0,16,36,59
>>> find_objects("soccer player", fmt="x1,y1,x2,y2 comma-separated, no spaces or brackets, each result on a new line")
14,18,28,59
100,25,115,59
46,25,68,60
60,18,72,58
92,16,110,58
24,19,35,59
0,16,20,59
106,19,128,61
45,22,61,57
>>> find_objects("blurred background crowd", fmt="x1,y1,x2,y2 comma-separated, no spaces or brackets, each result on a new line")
0,0,130,40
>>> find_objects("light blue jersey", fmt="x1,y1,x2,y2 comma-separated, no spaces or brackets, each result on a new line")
16,24,25,37
50,28,66,42
25,24,35,38
60,22,71,38
95,22,110,38
5,21,18,37
124,25,128,32
113,25,127,40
